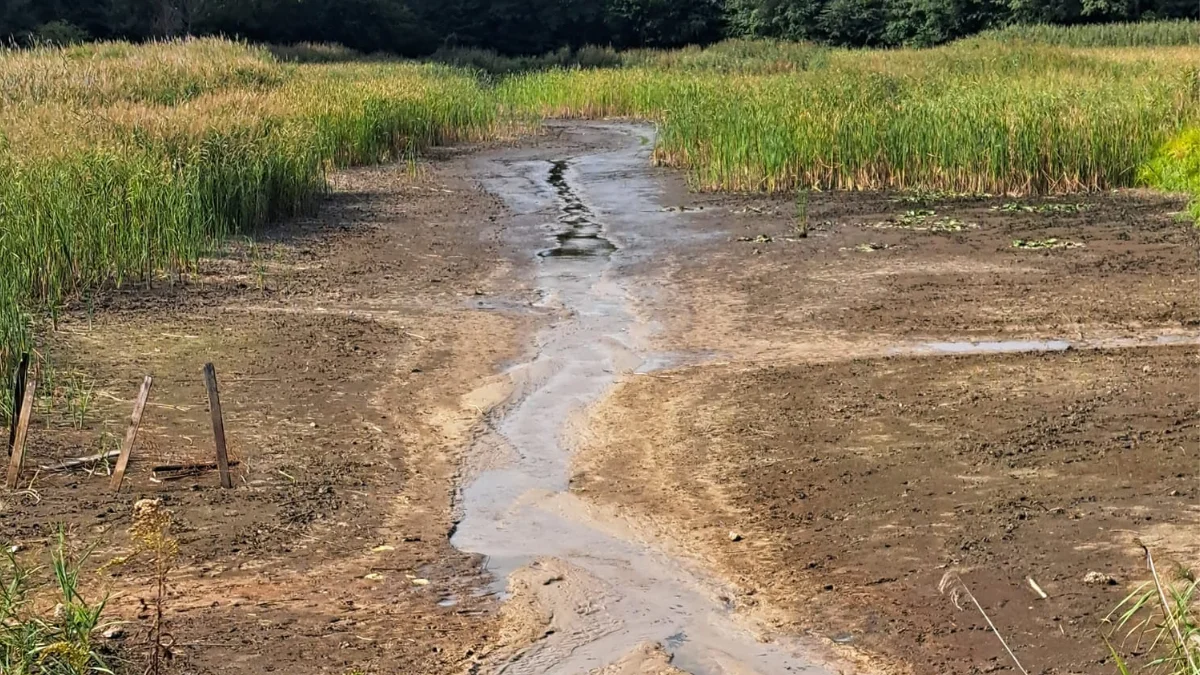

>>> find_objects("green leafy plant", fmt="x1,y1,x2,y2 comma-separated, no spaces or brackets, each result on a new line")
873,210,978,232
897,209,937,225
994,202,1089,214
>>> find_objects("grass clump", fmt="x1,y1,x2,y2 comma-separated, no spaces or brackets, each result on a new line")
1,533,113,675
794,189,810,238
1107,545,1200,675
1140,128,1200,222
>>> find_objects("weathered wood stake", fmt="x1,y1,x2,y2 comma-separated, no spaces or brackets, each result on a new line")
7,354,29,456
203,363,233,489
6,367,38,490
110,375,153,492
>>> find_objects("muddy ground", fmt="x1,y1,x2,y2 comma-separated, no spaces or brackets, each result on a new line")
0,149,537,674
577,186,1200,673
2,122,1198,675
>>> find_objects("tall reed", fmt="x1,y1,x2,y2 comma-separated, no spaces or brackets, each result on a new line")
981,20,1200,48
0,39,508,395
498,41,1198,194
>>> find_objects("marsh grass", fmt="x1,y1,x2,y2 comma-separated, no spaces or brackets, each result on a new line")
981,21,1200,48
2,33,1199,395
0,39,512,390
498,42,1198,195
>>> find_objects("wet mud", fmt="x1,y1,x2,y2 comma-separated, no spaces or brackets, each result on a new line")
453,124,835,674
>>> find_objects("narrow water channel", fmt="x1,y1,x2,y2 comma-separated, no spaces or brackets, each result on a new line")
539,160,618,259
452,123,830,675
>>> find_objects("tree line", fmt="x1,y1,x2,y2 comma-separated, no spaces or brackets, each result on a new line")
2,0,1196,53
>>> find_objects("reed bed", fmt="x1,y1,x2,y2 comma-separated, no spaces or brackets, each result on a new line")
0,39,509,388
3,34,1198,396
498,41,1199,194
981,20,1200,48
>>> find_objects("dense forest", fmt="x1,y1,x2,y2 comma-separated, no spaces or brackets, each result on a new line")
1,0,1197,53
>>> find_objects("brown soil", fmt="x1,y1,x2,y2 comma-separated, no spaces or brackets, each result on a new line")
643,190,1198,360
1,151,535,675
577,189,1200,674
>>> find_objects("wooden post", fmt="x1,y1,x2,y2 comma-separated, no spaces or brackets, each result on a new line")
203,363,232,489
110,376,153,492
6,367,37,490
7,354,29,456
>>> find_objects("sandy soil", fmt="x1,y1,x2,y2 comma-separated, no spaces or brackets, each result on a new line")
1,150,537,675
576,188,1200,674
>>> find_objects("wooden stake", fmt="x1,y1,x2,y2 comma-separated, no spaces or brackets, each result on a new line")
7,354,29,456
110,376,153,492
6,367,37,490
203,363,232,489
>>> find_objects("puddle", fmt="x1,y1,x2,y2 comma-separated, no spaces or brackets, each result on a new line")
453,123,830,674
911,339,1072,355
896,332,1200,356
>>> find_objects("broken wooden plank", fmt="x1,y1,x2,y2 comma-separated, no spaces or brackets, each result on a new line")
41,450,121,472
110,376,153,492
6,368,38,490
203,363,233,489
152,460,241,482
152,460,241,474
7,354,29,457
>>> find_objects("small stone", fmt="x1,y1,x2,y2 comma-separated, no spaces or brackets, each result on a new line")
309,422,318,428
1084,571,1117,586
728,531,743,542
103,627,125,640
